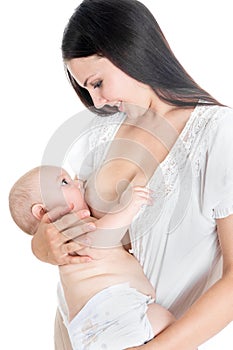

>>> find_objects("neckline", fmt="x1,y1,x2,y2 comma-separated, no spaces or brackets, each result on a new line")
97,103,201,186
147,102,201,185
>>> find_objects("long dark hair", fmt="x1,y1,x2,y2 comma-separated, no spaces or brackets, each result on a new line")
62,0,221,115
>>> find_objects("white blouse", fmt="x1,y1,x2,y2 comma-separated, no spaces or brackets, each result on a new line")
67,104,233,318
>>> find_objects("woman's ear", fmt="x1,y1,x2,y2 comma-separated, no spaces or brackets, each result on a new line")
31,204,47,220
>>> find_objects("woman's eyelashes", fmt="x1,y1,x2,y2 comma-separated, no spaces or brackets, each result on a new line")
93,80,103,89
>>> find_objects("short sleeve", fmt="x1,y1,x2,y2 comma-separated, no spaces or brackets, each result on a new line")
202,109,233,219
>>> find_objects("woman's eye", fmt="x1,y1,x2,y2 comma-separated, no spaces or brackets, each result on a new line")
61,178,69,186
93,80,103,89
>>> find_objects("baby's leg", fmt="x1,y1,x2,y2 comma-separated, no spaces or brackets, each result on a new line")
147,303,176,336
54,309,72,350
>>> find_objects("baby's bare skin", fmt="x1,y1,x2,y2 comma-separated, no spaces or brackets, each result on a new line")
60,186,155,321
60,245,156,321
59,184,175,334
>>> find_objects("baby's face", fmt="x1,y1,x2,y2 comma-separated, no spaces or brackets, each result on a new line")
40,167,88,212
59,170,88,212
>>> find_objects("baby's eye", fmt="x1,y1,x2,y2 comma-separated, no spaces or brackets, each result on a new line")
93,80,103,89
61,178,69,186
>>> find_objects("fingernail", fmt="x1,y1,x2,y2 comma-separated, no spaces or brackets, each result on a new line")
87,223,96,231
81,210,90,218
85,257,92,262
78,237,91,245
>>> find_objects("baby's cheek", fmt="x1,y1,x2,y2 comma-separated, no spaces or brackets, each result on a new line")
72,189,89,211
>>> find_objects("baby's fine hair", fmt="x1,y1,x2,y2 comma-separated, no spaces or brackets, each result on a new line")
9,167,42,235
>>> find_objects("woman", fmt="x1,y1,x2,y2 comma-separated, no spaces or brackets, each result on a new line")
32,0,233,349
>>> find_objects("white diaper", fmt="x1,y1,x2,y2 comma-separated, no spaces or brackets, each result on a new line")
58,282,154,350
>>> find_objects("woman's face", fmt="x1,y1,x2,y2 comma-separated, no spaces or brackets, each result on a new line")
66,55,156,114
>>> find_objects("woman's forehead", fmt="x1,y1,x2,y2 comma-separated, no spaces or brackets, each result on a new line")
66,56,109,87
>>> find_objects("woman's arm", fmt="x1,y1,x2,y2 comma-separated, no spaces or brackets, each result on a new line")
127,214,233,350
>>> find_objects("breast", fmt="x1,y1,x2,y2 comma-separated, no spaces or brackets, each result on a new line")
84,158,145,218
85,122,169,218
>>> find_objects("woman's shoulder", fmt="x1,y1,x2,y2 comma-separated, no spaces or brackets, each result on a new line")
199,103,233,124
197,104,233,155
205,104,233,134
193,103,233,140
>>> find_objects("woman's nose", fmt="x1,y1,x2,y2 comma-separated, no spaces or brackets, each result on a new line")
90,91,108,109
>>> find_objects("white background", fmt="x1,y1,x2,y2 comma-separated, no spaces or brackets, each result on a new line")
1,0,232,349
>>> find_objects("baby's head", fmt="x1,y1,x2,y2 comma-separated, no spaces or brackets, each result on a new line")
9,166,87,235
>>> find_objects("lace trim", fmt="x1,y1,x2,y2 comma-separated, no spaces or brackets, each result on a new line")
88,105,225,198
189,105,220,177
161,104,226,189
88,112,126,169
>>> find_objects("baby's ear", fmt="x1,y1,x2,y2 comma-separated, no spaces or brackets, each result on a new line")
31,204,47,220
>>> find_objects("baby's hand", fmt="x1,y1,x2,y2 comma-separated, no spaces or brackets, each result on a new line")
120,186,153,212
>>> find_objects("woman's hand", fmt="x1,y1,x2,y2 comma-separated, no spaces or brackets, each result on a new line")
31,206,96,265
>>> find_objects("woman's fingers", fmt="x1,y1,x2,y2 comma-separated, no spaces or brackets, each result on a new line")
44,206,90,224
47,210,96,241
31,207,95,265
44,205,73,223
31,222,92,265
48,251,92,265
53,212,88,233
61,241,88,255
41,209,92,243
61,220,96,241
51,210,91,232
63,254,92,265
31,222,62,264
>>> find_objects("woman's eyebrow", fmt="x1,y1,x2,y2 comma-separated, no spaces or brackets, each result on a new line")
84,74,96,87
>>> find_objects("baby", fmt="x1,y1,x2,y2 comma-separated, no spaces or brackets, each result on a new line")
9,165,174,350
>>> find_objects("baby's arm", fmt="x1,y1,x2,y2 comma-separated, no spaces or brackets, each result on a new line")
97,186,152,226
80,186,152,248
